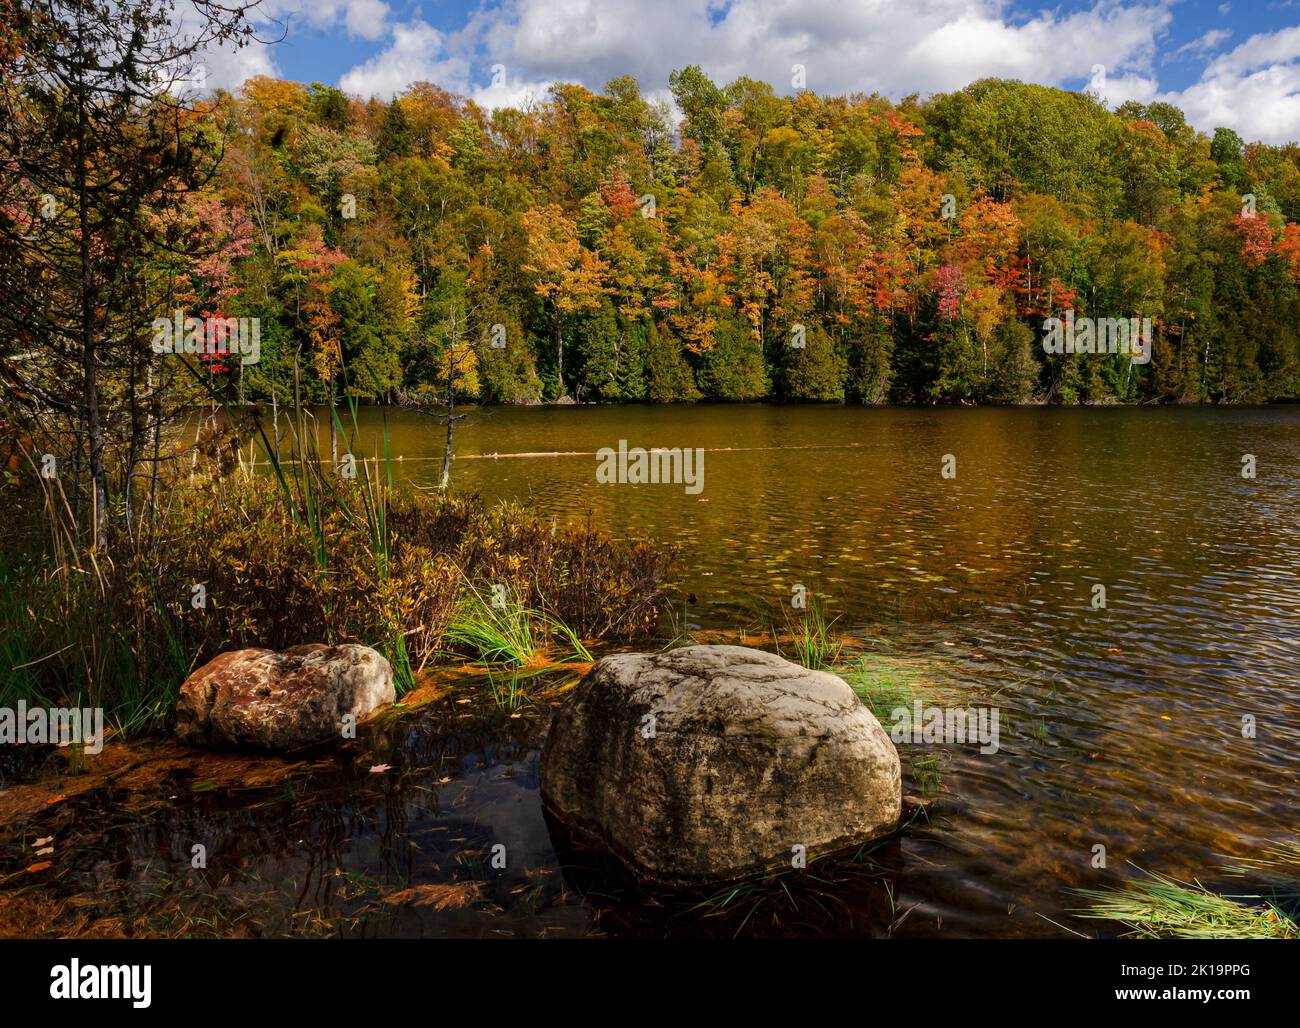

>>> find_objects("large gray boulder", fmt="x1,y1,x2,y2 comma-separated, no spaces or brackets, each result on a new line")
540,644,900,884
175,643,394,752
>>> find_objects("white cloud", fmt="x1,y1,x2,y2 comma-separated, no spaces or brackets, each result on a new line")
1160,26,1300,142
1093,73,1160,109
238,0,1300,144
1175,28,1232,58
1163,65,1300,142
166,2,282,94
344,0,392,43
339,21,471,99
1203,25,1300,77
472,0,1171,100
199,36,281,91
338,0,1172,105
259,0,390,40
178,0,391,95
469,78,558,111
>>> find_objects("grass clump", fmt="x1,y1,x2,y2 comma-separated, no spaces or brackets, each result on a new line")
443,577,592,668
840,656,926,722
776,596,842,670
483,668,530,710
445,582,539,668
1076,843,1300,939
839,655,950,798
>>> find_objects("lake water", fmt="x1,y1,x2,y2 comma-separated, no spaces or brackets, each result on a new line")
377,404,1300,931
6,404,1298,937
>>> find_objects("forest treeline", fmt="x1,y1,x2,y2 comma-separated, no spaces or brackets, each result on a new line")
183,72,1300,406
7,12,1300,422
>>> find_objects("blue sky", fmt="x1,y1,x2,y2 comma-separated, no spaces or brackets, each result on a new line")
207,1,1300,142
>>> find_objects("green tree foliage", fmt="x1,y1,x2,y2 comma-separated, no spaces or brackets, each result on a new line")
27,67,1298,419
1211,127,1247,191
378,98,412,161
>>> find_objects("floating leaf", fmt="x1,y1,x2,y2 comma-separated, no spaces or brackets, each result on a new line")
379,881,483,910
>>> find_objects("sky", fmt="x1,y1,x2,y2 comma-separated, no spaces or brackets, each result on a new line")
198,0,1300,144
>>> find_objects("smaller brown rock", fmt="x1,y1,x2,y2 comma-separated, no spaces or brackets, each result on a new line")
175,643,394,752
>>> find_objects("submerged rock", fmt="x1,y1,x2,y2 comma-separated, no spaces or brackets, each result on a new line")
540,644,901,884
175,644,394,752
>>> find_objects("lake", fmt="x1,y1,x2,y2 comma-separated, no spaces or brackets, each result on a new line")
9,404,1299,937
373,403,1300,932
